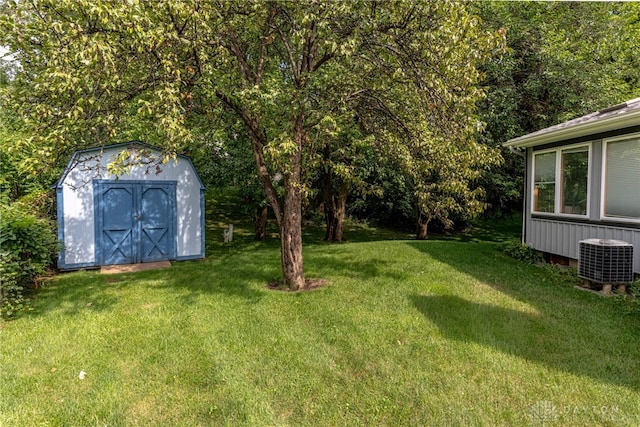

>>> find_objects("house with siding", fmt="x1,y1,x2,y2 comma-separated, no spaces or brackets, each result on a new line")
504,98,640,275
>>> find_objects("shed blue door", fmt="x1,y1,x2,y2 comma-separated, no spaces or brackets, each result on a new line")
95,181,177,265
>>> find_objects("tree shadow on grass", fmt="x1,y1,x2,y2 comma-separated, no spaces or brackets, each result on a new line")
30,272,122,317
424,215,523,244
39,244,407,321
153,223,282,305
411,294,640,389
30,251,270,319
305,252,409,284
205,222,411,288
33,225,410,319
406,240,640,391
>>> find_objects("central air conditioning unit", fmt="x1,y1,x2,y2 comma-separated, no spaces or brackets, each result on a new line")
578,239,633,284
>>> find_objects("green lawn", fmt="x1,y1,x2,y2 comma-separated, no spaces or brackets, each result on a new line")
1,197,639,426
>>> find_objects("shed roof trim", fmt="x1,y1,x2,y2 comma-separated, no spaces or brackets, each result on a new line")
504,98,640,148
54,141,205,190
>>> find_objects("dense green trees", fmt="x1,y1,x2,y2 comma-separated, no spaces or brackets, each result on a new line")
476,1,640,217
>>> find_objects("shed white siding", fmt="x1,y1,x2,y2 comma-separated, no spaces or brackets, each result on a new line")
56,143,205,269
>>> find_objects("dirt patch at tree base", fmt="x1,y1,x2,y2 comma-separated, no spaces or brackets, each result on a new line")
267,278,328,292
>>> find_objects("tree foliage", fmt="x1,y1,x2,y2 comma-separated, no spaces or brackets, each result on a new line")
476,1,640,217
480,1,640,139
1,0,502,289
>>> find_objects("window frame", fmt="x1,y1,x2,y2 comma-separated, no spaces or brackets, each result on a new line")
600,133,640,224
531,142,592,218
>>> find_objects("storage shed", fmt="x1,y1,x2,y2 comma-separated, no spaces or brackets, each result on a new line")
504,98,640,275
55,142,205,270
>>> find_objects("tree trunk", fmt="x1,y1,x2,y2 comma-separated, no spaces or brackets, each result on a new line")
280,190,305,290
323,176,348,242
254,204,268,241
279,114,307,291
280,164,305,290
321,142,348,242
416,214,429,240
217,90,307,290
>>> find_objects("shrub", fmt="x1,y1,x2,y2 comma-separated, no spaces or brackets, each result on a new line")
12,189,56,221
502,240,542,264
617,278,640,316
0,205,57,319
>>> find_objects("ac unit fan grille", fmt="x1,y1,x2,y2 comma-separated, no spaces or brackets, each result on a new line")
578,239,633,284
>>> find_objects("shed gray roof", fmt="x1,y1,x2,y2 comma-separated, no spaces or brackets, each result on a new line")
504,98,640,148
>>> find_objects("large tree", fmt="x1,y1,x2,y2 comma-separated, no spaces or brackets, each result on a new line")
1,0,500,289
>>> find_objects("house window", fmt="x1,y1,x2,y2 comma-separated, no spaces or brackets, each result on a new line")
603,136,640,220
561,147,589,215
533,144,590,216
533,152,556,213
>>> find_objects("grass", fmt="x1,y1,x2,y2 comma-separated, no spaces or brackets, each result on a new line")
1,191,639,426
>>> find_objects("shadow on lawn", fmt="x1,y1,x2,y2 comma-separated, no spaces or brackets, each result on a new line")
407,240,640,391
426,215,522,244
311,255,408,284
32,273,123,317
37,222,408,318
32,243,271,318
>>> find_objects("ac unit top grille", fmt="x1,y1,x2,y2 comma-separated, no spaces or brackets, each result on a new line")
578,239,633,284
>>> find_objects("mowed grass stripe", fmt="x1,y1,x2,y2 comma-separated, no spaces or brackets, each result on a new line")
1,215,639,426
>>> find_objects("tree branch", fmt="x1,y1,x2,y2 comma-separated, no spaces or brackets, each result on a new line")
312,50,335,72
215,90,284,225
256,5,277,85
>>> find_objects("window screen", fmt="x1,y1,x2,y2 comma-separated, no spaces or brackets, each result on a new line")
533,152,556,213
561,147,588,215
605,138,640,219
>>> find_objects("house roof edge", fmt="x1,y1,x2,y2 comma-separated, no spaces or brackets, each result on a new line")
504,100,640,149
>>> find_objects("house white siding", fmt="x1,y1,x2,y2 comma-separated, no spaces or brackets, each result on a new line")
527,218,640,274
